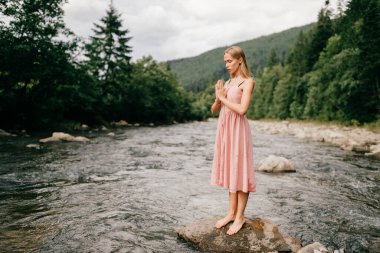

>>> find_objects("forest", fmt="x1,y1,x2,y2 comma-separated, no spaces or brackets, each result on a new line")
171,0,380,126
0,0,204,131
0,0,379,131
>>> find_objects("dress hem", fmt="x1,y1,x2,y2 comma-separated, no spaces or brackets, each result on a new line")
211,182,256,193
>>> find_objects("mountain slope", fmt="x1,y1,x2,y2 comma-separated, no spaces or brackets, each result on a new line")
168,23,315,91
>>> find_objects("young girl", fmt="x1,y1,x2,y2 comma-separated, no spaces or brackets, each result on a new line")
210,45,256,235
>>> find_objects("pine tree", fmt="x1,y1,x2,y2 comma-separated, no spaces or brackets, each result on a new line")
286,31,310,76
267,49,279,68
85,3,132,119
306,1,333,71
339,0,380,121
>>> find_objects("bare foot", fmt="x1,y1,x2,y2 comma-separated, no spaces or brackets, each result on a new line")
215,214,235,229
226,218,245,235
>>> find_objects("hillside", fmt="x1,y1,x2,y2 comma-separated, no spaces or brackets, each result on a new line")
168,23,315,92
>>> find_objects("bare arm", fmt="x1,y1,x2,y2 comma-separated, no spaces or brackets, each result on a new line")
218,78,254,116
211,100,221,114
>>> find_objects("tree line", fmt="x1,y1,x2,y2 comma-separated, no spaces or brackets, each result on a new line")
0,1,205,131
248,0,380,124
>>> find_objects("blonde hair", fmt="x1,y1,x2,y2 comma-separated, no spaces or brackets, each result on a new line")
224,46,251,78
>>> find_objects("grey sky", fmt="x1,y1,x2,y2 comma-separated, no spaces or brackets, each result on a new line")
63,0,338,61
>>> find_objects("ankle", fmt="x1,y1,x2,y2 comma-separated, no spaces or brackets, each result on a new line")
234,215,245,221
227,212,236,217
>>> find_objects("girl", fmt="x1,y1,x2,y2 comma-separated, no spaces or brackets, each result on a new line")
210,45,256,235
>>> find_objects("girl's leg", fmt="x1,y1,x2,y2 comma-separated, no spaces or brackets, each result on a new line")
227,191,249,235
215,192,237,228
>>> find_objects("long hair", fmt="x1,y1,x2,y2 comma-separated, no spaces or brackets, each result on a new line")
224,46,252,78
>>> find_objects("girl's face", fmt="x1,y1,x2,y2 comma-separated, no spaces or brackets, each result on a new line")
224,53,242,77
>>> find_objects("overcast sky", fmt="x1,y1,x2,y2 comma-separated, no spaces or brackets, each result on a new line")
63,0,338,62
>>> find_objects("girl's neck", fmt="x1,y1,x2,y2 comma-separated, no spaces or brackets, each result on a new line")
230,74,241,81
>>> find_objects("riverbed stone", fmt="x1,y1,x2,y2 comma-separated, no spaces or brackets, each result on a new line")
252,120,380,160
364,144,380,159
257,155,296,173
112,120,128,126
26,144,41,149
39,132,90,143
0,129,15,137
177,216,301,253
296,242,327,253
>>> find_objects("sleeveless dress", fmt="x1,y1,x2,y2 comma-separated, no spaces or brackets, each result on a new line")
211,79,256,193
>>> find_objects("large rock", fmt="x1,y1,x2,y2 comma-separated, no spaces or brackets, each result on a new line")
39,132,90,143
177,216,301,253
257,155,296,173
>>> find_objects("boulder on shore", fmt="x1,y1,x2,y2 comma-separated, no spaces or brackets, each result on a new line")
257,155,296,173
39,132,89,143
177,216,302,253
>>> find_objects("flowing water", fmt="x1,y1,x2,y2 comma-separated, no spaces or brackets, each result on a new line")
0,119,379,253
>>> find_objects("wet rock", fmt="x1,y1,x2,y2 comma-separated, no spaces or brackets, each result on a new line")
112,120,128,127
39,132,90,143
252,120,380,160
0,129,16,137
296,242,327,253
81,124,89,129
107,132,115,137
101,125,108,131
177,216,301,253
257,155,296,173
365,144,380,159
26,144,41,149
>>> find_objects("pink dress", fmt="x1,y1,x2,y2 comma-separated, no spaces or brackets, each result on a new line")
211,80,256,193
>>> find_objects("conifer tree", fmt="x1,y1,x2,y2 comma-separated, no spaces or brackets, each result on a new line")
85,3,132,119
306,1,333,71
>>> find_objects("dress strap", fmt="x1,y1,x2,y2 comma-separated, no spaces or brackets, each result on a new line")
237,80,245,87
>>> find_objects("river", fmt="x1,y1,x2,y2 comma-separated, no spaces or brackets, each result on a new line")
0,119,379,252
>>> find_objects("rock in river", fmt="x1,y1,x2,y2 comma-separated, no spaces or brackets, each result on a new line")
177,216,301,253
39,132,90,143
257,155,296,173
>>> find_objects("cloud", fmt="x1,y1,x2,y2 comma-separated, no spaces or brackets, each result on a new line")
63,0,338,61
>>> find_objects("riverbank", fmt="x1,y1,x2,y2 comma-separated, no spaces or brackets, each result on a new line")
250,119,380,159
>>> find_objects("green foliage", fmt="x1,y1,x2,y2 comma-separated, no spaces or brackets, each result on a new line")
125,56,201,123
306,3,334,71
84,4,133,120
184,0,379,124
250,0,378,124
0,0,95,129
0,1,204,130
168,24,315,92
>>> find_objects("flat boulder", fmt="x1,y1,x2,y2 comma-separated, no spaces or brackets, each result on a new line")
39,132,90,143
257,155,296,173
177,216,301,253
